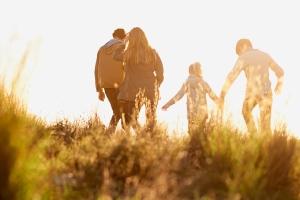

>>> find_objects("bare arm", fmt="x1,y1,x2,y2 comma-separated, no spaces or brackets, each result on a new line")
162,83,187,110
220,59,244,98
203,81,219,104
269,57,284,94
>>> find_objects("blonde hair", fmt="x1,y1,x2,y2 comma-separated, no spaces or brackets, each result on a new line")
189,62,202,77
124,27,156,66
236,39,252,55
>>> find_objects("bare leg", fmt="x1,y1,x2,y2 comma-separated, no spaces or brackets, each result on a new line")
242,97,258,133
258,94,272,133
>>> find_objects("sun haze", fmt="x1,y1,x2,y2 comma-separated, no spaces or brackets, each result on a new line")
0,0,299,135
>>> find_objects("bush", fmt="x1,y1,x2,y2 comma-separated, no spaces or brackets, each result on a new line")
1,83,300,199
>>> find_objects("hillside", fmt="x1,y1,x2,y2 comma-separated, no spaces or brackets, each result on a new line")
1,87,300,200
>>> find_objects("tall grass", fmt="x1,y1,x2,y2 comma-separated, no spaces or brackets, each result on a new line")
0,41,49,200
1,83,300,199
42,118,299,200
0,85,18,200
1,42,300,199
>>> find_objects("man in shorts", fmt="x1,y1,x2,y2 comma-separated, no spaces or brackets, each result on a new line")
220,39,284,133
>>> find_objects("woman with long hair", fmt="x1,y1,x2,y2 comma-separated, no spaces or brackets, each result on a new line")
114,27,164,131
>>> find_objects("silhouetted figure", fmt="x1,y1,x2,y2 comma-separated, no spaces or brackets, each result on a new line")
220,39,284,133
94,28,126,133
114,27,164,132
162,62,219,132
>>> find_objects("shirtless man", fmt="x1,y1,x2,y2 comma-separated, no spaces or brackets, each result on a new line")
220,39,284,133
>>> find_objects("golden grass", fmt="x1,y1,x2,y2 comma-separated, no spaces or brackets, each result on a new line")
2,91,300,200
1,45,300,200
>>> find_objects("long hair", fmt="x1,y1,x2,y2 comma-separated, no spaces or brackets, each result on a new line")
124,27,156,66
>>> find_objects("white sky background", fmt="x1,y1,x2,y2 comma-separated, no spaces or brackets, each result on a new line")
0,0,299,135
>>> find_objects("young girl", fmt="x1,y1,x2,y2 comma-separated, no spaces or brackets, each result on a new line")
162,62,219,132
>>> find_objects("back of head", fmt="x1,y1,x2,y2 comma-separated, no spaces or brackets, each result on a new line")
112,28,126,40
127,27,150,49
236,39,252,55
189,62,202,77
124,27,155,65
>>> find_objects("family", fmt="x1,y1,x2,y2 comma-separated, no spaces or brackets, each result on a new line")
94,27,284,134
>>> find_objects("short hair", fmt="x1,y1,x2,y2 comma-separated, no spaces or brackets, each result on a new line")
189,62,202,77
236,39,252,55
113,28,126,40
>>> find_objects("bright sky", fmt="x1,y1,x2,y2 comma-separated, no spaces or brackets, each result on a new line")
0,0,299,135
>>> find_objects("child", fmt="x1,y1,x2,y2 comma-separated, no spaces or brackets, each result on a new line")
162,62,219,132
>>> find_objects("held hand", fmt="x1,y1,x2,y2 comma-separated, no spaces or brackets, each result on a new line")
218,98,224,111
98,90,105,101
219,91,226,100
218,95,225,112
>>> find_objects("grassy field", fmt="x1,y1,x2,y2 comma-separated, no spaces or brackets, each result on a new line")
1,85,300,200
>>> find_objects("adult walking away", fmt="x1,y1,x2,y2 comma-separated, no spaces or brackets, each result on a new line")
94,28,126,132
220,39,284,133
162,62,219,133
114,27,164,132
